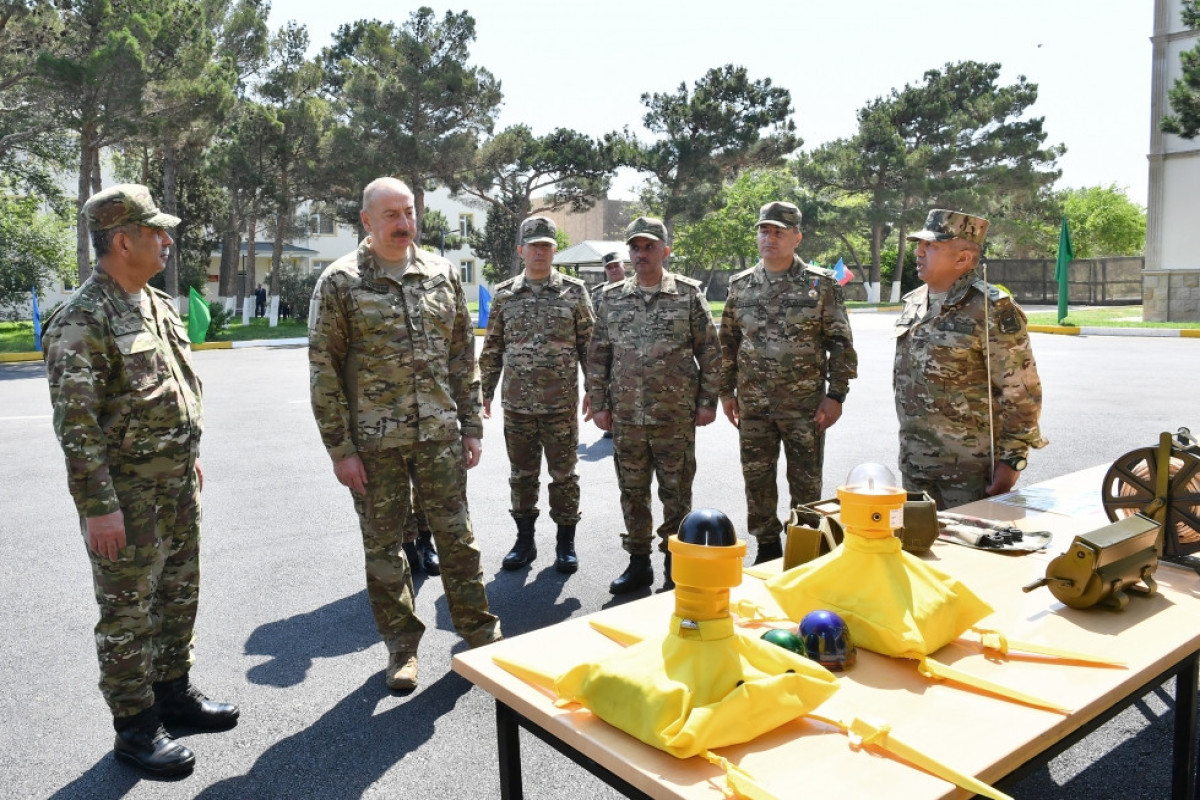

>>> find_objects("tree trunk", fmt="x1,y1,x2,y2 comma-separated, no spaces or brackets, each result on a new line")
890,223,909,303
162,145,180,298
76,135,95,282
90,148,102,193
241,213,256,315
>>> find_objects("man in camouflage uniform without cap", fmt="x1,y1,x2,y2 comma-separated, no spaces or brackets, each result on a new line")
720,201,858,564
479,216,595,573
309,177,500,692
587,216,720,594
894,209,1047,509
43,184,238,777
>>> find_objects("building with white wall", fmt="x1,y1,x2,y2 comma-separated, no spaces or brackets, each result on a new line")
1145,0,1200,321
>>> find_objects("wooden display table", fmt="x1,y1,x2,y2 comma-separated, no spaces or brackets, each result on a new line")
453,467,1200,799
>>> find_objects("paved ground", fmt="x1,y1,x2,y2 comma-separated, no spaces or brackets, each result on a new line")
1,312,1198,800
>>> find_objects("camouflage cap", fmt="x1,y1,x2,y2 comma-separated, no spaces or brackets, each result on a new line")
83,184,181,232
520,215,557,245
601,251,625,267
907,209,989,246
757,201,802,229
625,216,667,244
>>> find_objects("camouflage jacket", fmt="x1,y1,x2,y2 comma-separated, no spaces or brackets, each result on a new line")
43,269,203,518
308,241,482,460
586,271,720,425
893,268,1047,477
479,270,595,414
719,256,858,418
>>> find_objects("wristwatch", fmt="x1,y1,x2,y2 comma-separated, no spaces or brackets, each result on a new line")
826,390,846,404
1000,456,1027,472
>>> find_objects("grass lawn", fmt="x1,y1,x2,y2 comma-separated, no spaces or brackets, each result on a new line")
207,317,309,341
1025,306,1200,329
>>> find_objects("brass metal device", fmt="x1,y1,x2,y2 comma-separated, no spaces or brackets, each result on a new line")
1022,514,1161,610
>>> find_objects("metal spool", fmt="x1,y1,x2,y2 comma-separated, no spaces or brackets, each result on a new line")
1101,428,1200,561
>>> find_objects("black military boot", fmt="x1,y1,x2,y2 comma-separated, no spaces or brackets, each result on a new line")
416,528,440,576
554,524,578,574
154,674,240,731
502,517,537,570
752,538,783,565
609,553,653,595
663,550,675,591
402,540,423,576
113,706,195,777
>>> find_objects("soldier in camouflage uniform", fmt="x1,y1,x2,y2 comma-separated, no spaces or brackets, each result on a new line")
309,177,500,692
586,217,720,594
479,216,595,574
894,209,1047,509
43,184,238,777
591,251,626,440
719,202,858,564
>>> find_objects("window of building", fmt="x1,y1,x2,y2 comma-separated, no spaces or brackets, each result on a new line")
309,214,335,236
458,213,474,237
460,260,475,284
313,260,333,273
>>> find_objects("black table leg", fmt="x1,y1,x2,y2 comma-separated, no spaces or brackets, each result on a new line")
1172,650,1199,800
497,700,523,800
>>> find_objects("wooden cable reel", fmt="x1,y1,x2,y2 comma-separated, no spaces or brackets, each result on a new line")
1101,428,1200,564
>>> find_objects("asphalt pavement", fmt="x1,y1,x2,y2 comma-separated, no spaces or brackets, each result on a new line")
1,311,1198,800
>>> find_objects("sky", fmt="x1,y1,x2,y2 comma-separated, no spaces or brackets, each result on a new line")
267,0,1155,207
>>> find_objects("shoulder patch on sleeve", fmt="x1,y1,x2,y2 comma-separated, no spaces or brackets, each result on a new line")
997,307,1023,334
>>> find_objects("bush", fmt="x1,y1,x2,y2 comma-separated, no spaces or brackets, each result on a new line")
205,301,235,341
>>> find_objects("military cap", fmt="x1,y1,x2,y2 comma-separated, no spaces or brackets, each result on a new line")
83,184,181,232
907,209,989,246
602,251,625,267
757,201,802,229
625,216,667,243
520,215,557,245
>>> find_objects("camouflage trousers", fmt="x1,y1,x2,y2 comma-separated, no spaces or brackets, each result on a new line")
401,463,431,544
86,457,201,718
503,409,581,525
354,441,500,653
739,415,824,543
611,420,696,554
901,468,989,511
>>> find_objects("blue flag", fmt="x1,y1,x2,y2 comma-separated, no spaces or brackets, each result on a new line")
478,285,492,329
31,288,43,351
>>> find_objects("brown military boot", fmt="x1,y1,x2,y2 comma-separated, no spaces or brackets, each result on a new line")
386,651,418,691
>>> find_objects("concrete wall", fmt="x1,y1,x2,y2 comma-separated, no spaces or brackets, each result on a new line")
1146,0,1200,320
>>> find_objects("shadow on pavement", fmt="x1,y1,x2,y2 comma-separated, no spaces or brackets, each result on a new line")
245,592,378,687
190,671,471,800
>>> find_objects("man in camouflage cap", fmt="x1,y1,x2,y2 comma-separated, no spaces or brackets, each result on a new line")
43,184,238,777
719,201,858,564
893,209,1047,509
479,216,595,574
309,177,501,692
586,216,720,593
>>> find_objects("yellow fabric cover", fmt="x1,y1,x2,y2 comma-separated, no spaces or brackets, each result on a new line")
554,615,839,760
765,531,993,660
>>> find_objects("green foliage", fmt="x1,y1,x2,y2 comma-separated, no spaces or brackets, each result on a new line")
204,300,234,340
1060,184,1146,258
420,208,465,252
320,9,501,222
456,124,616,278
278,268,318,323
623,65,799,233
1162,1,1200,138
0,193,74,321
879,246,918,294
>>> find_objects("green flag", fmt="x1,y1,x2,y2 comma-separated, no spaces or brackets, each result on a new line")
1055,216,1074,324
188,286,211,344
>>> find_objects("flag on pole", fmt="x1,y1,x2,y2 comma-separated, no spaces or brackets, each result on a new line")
478,285,492,329
1055,216,1074,324
832,257,852,287
31,288,43,351
187,286,211,344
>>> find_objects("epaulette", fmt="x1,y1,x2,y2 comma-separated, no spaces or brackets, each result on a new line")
559,273,586,287
972,278,1011,302
494,276,518,292
674,274,703,290
803,263,835,280
729,267,756,284
146,284,173,303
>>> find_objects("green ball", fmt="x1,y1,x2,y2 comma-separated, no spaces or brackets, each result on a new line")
761,628,807,657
